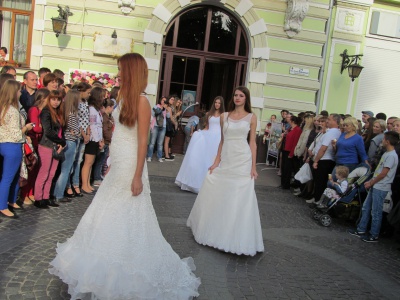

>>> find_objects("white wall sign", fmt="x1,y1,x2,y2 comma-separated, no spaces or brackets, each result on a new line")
289,66,309,76
335,8,365,35
93,34,133,57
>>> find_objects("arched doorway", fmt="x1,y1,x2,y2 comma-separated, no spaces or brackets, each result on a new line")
158,6,249,113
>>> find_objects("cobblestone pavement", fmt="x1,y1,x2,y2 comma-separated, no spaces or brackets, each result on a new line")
1,157,400,299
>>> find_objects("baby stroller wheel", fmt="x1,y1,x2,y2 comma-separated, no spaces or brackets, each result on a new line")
319,214,332,227
311,208,322,220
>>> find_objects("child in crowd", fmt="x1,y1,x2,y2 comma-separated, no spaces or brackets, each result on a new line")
93,99,115,185
348,131,399,242
317,165,349,208
263,114,277,142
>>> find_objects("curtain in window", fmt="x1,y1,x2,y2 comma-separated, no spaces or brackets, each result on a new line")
0,11,11,59
0,0,31,63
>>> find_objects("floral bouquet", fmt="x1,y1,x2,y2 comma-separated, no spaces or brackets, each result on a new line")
70,69,119,91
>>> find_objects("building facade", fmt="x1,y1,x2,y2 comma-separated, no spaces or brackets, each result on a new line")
1,0,399,130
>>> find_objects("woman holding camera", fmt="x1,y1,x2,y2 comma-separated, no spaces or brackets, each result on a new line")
147,96,167,162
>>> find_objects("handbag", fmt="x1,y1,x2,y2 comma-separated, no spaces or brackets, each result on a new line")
166,118,176,133
23,142,38,172
294,163,313,184
52,144,65,161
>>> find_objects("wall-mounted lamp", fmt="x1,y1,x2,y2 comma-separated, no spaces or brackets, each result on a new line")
111,30,118,39
51,5,73,37
340,49,364,82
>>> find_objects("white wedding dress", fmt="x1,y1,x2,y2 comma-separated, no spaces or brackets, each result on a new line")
175,116,221,193
49,106,201,300
187,113,264,256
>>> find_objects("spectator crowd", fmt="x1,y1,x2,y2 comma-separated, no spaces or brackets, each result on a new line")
0,65,117,217
263,109,400,242
1,63,400,244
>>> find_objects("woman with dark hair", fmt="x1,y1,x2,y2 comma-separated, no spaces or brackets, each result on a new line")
187,87,264,256
363,117,377,152
163,95,177,161
176,96,225,193
20,89,50,205
109,86,120,107
53,90,81,202
280,115,302,189
49,53,200,299
66,82,91,197
43,73,58,91
0,80,34,218
146,96,167,162
34,90,65,209
80,87,104,194
0,46,9,61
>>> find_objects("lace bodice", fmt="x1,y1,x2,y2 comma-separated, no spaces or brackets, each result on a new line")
223,112,252,141
108,105,150,193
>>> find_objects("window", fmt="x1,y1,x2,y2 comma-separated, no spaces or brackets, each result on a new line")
165,7,248,57
0,0,34,66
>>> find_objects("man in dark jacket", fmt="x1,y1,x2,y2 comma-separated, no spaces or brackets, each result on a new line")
20,71,38,112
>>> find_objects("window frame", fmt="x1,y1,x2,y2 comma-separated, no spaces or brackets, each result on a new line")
0,2,35,68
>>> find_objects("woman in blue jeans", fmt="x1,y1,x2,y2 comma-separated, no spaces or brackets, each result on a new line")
53,90,81,202
147,96,167,162
0,80,34,218
66,82,91,197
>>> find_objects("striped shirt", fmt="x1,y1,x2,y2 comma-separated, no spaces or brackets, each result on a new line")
65,113,81,141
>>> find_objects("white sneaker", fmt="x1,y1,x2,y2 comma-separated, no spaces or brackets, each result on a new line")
158,158,163,162
147,157,152,162
306,198,315,204
293,188,301,193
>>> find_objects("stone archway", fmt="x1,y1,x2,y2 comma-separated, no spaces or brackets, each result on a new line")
142,0,269,116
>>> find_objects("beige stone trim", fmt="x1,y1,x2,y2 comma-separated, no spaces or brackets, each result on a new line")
270,50,323,66
267,73,320,90
264,96,316,111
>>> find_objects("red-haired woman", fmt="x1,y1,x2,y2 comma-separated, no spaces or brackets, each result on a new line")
49,53,200,299
34,90,65,209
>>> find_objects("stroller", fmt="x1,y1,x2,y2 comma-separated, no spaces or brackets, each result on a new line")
311,164,372,227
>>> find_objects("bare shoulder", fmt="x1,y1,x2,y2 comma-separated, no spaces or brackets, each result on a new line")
251,113,257,123
139,95,150,109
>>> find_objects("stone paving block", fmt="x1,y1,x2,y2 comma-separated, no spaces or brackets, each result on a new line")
1,175,400,299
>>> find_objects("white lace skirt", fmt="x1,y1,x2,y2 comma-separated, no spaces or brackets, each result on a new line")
49,168,200,300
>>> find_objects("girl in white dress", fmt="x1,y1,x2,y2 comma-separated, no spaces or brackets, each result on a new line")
187,86,264,256
49,53,200,300
175,96,225,193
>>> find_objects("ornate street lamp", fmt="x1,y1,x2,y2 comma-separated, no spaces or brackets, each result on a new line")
340,49,364,82
51,5,73,37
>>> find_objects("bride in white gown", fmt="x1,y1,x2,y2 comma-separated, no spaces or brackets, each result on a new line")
49,53,200,300
175,96,225,193
187,86,264,256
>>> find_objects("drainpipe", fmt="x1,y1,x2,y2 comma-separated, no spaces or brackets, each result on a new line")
315,0,335,113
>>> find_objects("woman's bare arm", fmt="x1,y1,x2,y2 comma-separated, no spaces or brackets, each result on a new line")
249,114,258,179
131,96,151,196
209,113,224,173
